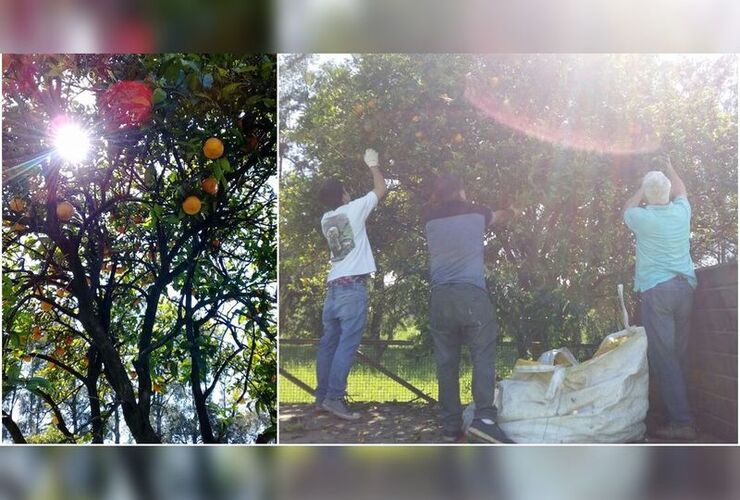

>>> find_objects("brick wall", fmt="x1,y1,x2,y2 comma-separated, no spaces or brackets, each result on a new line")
687,262,738,443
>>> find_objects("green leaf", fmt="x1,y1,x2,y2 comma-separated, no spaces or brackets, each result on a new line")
186,72,201,91
26,377,53,393
218,158,233,173
221,82,241,99
152,88,167,105
163,60,182,83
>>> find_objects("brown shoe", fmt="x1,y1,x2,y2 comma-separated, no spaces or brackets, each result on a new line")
655,424,697,441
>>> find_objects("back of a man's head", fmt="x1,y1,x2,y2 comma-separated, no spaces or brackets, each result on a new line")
642,171,671,205
431,174,464,204
319,178,345,210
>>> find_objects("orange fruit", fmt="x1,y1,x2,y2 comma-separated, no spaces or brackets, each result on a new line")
133,214,144,224
56,201,75,221
63,335,73,345
51,414,60,425
9,197,26,213
41,301,52,312
116,225,126,234
56,288,66,298
152,382,161,393
201,176,218,195
13,223,26,233
54,346,66,358
22,355,33,363
32,327,43,340
182,195,201,216
203,137,224,159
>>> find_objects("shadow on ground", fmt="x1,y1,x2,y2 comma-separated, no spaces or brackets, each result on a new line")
278,402,452,444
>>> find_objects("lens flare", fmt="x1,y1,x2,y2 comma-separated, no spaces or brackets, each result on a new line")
51,117,90,163
464,80,661,156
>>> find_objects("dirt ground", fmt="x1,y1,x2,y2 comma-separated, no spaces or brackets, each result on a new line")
278,402,718,444
278,402,455,444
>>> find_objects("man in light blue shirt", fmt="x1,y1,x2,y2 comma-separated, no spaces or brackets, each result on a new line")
623,155,697,441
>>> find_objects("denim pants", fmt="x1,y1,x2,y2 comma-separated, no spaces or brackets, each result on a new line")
429,283,498,434
640,275,694,426
315,282,368,402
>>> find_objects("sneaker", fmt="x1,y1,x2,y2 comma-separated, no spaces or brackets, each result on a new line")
321,398,360,421
466,419,514,444
654,424,697,441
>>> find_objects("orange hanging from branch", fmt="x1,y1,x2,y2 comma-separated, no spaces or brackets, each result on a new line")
99,81,153,128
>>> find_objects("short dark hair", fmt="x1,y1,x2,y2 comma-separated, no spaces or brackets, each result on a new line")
431,174,464,203
319,178,345,209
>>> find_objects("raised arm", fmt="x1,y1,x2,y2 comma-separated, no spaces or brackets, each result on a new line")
662,154,687,199
623,186,644,211
363,148,387,200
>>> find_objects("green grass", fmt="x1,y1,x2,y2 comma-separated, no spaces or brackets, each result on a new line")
279,344,520,404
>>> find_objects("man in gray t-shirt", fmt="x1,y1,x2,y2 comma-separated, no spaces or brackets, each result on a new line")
423,174,514,443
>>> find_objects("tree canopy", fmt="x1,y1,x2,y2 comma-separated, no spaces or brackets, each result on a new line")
2,54,277,443
279,54,737,358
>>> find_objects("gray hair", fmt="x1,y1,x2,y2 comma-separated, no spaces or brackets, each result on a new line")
642,171,671,205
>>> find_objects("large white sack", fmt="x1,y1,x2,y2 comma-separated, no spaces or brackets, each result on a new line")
495,285,649,443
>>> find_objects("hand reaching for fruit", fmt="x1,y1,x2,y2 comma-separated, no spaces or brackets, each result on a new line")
364,148,379,168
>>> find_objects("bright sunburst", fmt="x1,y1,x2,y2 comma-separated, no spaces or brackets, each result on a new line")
52,120,90,164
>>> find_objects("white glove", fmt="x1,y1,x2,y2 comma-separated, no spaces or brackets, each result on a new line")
363,148,379,168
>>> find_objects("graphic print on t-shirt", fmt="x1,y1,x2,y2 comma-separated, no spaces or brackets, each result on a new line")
322,213,355,262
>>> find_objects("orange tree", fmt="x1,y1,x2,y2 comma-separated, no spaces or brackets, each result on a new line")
2,54,276,443
279,54,736,360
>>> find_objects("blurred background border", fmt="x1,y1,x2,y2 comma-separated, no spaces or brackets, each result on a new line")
0,1,740,53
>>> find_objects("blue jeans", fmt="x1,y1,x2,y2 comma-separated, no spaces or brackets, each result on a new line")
429,283,498,434
315,282,368,402
640,275,694,426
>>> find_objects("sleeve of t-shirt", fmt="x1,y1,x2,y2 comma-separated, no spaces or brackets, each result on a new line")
623,207,647,233
475,204,494,226
348,191,379,223
673,195,691,220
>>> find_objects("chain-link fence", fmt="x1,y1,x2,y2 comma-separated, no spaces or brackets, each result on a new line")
279,339,599,404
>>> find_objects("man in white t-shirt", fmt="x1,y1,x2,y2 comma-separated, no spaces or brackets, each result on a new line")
315,148,386,420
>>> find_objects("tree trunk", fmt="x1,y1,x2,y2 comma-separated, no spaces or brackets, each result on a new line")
46,165,160,444
186,312,217,443
2,411,27,443
76,298,160,443
86,347,104,444
114,407,120,444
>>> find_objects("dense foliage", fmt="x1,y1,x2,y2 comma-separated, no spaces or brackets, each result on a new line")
279,54,737,358
2,54,277,443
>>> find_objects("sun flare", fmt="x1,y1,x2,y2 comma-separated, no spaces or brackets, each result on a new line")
53,121,90,164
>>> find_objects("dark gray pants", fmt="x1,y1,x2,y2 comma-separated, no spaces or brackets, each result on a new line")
429,283,498,434
640,275,694,426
